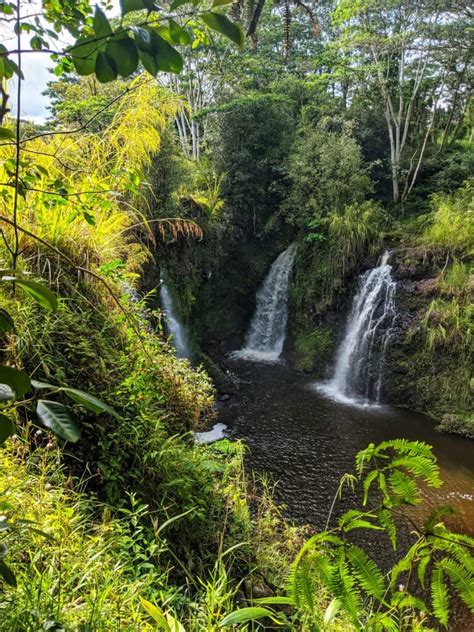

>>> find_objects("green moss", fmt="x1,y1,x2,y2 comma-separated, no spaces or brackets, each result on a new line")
294,327,334,374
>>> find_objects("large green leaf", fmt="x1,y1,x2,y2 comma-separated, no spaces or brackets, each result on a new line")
62,387,118,417
69,36,99,76
17,280,58,312
36,400,80,443
168,19,191,45
106,37,139,76
95,52,118,83
0,308,14,333
93,6,112,38
219,607,279,626
153,33,183,73
120,0,160,14
0,366,31,398
0,414,15,445
134,27,183,74
140,598,169,628
200,12,244,47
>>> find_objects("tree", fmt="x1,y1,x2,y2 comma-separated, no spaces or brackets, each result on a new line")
333,0,473,208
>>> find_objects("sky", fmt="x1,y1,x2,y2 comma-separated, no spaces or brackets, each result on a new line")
3,1,121,123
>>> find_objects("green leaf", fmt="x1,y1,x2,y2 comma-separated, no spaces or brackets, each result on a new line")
62,387,118,417
0,414,14,445
69,36,99,76
219,607,279,627
323,597,341,626
0,127,15,140
17,279,58,312
95,52,118,83
440,559,474,610
0,365,31,398
0,308,14,333
120,0,146,14
153,33,183,73
140,598,170,628
36,400,80,443
0,559,16,587
134,27,183,74
106,37,139,76
362,469,379,505
168,19,191,45
377,508,397,549
431,565,449,627
347,545,385,600
31,380,56,390
137,49,158,75
212,0,234,6
200,12,244,47
254,596,295,605
93,6,112,38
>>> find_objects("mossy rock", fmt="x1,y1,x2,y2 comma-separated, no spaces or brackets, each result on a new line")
293,327,334,374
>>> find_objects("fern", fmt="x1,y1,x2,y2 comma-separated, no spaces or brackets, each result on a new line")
331,558,362,628
347,545,385,601
377,509,397,549
431,565,449,627
440,558,474,611
389,470,419,505
390,456,442,488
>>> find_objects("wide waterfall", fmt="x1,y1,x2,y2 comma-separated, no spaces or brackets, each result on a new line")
319,251,396,404
233,243,296,363
160,278,191,359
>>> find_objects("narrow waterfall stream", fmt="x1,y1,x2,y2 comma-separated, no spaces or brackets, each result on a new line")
319,251,396,405
160,278,191,359
233,243,296,362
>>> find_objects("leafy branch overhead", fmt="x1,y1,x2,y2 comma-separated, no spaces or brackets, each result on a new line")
63,2,243,83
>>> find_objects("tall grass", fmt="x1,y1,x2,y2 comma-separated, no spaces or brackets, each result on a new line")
0,77,182,275
422,178,474,257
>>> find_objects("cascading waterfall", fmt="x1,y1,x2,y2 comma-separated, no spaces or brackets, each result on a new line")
160,278,191,359
319,251,396,404
233,243,296,363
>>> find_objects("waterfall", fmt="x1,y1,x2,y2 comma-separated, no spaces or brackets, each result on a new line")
319,251,396,404
160,278,191,359
233,243,296,363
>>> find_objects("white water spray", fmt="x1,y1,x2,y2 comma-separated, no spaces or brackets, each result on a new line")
160,279,191,359
233,243,296,363
319,251,396,405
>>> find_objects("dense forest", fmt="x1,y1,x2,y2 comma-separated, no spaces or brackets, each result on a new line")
0,0,472,630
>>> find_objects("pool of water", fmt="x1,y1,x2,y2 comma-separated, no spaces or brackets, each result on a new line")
218,360,474,628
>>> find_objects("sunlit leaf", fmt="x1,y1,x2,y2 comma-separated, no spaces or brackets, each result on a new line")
17,280,58,312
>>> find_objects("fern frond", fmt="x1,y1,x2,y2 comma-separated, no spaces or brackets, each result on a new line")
389,470,419,505
390,456,441,488
331,559,362,627
431,565,449,627
440,558,474,611
362,469,379,505
423,506,456,534
375,439,435,461
377,509,397,549
417,552,431,588
355,442,375,475
347,545,385,600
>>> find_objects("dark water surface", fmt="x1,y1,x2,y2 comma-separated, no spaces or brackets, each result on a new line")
218,361,474,628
